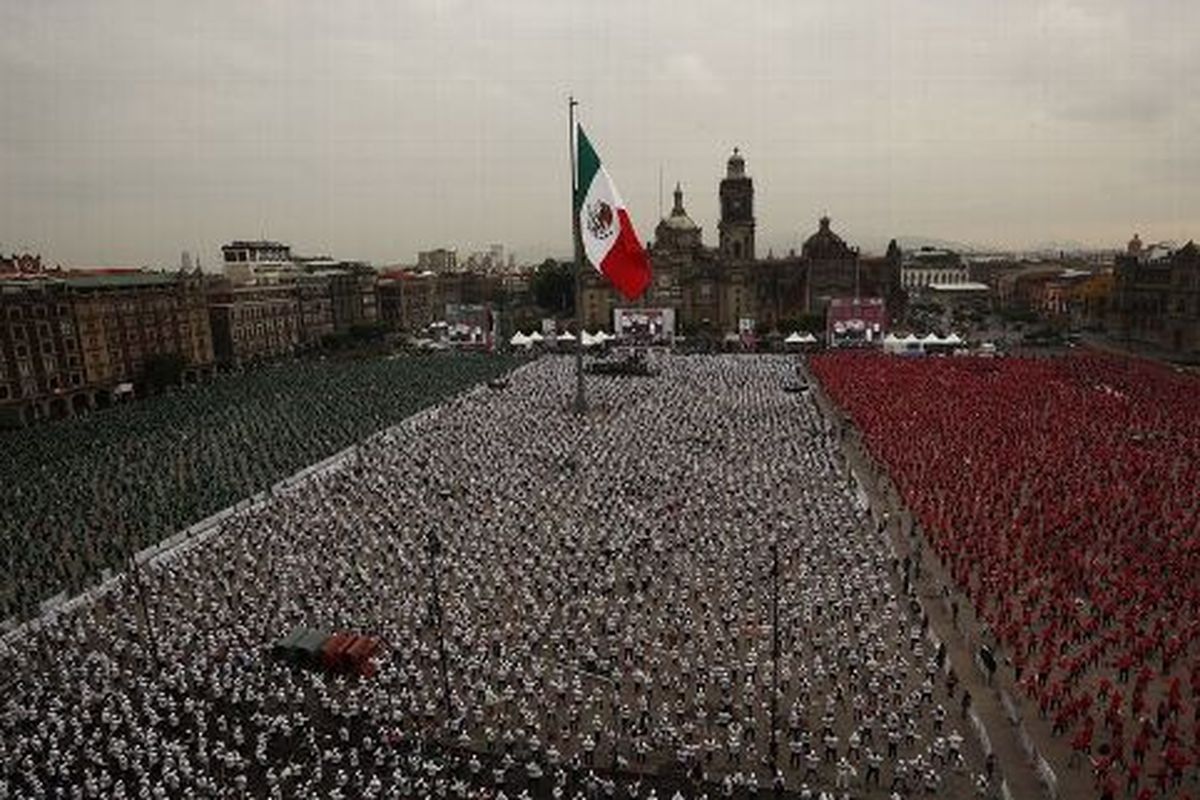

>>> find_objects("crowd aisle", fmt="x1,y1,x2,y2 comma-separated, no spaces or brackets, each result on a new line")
811,353,1200,800
0,355,993,799
0,354,520,621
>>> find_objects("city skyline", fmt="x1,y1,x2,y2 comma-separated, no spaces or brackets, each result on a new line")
2,0,1198,267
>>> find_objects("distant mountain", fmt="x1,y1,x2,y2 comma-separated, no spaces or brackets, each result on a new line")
1023,240,1102,254
892,235,992,255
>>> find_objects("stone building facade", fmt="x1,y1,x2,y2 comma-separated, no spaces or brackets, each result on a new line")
1114,234,1200,356
0,260,214,426
580,149,903,334
207,281,302,365
901,247,970,291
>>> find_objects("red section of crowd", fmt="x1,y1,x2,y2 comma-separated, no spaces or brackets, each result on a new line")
812,353,1200,797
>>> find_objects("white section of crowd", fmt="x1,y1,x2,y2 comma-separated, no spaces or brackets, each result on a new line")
0,355,998,799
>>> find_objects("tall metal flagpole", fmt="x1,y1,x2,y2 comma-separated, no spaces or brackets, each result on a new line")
569,96,587,414
770,540,780,776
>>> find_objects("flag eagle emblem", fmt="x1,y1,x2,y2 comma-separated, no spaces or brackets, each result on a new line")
586,199,615,240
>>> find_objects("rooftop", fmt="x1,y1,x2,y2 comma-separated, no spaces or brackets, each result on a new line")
223,240,289,250
928,282,991,292
64,272,180,289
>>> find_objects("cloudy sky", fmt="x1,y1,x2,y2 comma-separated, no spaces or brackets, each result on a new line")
2,0,1197,267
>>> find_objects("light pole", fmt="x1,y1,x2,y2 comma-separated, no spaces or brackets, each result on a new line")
769,539,780,779
569,95,587,415
121,518,161,674
426,498,453,729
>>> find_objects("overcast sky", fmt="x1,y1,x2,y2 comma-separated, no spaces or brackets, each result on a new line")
2,0,1198,267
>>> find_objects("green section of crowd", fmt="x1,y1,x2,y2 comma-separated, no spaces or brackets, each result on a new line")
0,353,522,621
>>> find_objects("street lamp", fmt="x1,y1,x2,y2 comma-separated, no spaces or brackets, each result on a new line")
426,494,453,729
769,539,780,779
120,517,161,674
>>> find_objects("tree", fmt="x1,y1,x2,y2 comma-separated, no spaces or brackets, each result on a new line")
778,313,825,335
531,259,575,316
142,354,186,394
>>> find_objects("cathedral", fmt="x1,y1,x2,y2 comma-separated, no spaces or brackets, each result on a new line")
579,149,904,334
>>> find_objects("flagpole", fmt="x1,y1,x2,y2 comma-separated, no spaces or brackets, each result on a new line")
569,95,586,414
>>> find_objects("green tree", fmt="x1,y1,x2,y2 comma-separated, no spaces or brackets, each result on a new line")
531,259,575,316
142,354,186,394
778,313,825,334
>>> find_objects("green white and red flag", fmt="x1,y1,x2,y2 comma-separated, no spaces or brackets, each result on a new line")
575,126,652,301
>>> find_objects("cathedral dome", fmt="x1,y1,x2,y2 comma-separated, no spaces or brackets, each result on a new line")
662,183,699,230
654,183,702,250
802,215,852,260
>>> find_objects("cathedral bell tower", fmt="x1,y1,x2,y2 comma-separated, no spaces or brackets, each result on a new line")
718,147,755,261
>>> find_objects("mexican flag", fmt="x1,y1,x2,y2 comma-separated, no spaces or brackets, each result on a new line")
576,126,652,300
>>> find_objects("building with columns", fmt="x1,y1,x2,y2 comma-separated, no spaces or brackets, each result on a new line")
580,149,903,334
1114,233,1200,356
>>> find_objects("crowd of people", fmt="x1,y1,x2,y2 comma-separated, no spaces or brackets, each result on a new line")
1,355,992,798
811,353,1200,799
0,353,521,622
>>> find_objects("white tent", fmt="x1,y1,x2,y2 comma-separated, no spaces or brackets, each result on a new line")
581,331,601,347
509,332,532,347
526,331,545,343
784,332,805,344
556,331,576,342
796,332,817,343
944,332,964,345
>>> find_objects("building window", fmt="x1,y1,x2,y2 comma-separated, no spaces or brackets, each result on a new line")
0,385,8,400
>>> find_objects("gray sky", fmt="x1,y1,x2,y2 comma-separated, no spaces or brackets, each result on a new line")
2,0,1198,267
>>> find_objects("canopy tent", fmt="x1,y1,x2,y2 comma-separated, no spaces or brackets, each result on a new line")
556,331,576,342
783,331,818,348
509,332,532,347
526,331,545,343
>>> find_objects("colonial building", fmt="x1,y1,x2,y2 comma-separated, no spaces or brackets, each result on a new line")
1114,234,1200,355
1,259,214,426
68,270,213,389
221,240,293,285
377,269,505,333
219,242,380,345
580,149,903,334
207,281,301,365
0,272,82,424
902,247,970,291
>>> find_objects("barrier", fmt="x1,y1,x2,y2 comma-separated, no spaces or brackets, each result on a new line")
1000,690,1021,727
968,709,992,756
1036,753,1059,799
